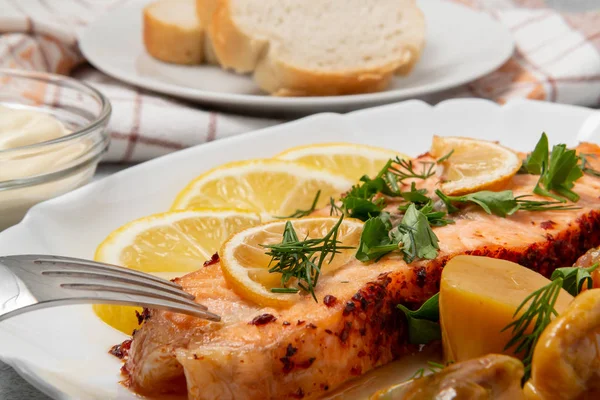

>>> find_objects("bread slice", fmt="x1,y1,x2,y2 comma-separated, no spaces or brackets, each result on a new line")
209,0,426,96
195,0,220,65
143,0,204,65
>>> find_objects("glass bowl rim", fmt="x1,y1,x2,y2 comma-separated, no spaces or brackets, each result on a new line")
0,68,112,156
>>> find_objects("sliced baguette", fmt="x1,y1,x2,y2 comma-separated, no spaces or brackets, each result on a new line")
143,0,204,65
195,0,220,65
209,0,426,96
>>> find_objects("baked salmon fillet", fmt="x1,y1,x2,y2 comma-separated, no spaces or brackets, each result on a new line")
123,143,600,399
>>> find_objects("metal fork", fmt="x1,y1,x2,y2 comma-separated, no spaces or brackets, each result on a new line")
0,255,220,323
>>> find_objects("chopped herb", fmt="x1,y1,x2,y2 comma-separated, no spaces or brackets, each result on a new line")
502,278,563,382
275,190,321,219
356,202,442,263
397,293,441,345
519,133,584,202
395,204,440,263
550,263,599,296
520,133,549,175
581,153,600,177
389,157,436,182
399,182,430,205
409,360,446,380
340,176,388,221
262,215,354,302
436,189,580,218
436,190,519,218
534,144,583,202
355,212,398,262
329,197,342,216
437,149,454,164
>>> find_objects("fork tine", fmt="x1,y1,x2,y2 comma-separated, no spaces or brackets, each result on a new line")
60,280,204,309
42,270,203,307
4,255,186,289
65,293,220,322
32,255,185,288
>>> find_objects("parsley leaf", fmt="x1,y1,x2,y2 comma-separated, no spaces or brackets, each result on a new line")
395,204,440,263
550,263,599,296
355,212,398,262
436,190,519,217
397,293,441,345
534,144,583,202
436,189,580,217
520,132,549,174
355,205,441,263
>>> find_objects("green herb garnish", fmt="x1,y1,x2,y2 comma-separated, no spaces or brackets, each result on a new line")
581,153,600,177
355,212,398,262
520,133,584,202
262,215,354,302
437,149,454,164
275,190,321,219
389,157,436,182
502,278,564,382
550,263,599,296
436,189,580,218
520,132,549,174
356,204,441,263
409,360,446,380
397,293,441,345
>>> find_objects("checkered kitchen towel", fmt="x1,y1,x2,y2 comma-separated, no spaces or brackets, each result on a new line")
0,0,599,162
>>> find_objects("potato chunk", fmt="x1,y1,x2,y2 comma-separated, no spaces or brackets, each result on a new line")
440,255,573,363
524,289,600,400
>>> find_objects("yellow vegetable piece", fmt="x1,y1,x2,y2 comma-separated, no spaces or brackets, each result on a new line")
439,255,573,363
524,288,600,400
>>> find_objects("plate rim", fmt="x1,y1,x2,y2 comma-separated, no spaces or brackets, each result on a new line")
1,98,598,400
79,0,515,110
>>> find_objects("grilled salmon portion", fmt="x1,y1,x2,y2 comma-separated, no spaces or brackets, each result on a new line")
123,144,600,399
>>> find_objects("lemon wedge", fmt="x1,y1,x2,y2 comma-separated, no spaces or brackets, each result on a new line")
94,209,261,334
171,159,352,218
431,136,521,196
220,217,363,307
275,143,408,181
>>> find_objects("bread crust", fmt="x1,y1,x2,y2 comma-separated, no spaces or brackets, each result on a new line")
209,0,266,73
143,1,204,65
195,0,221,65
210,0,425,95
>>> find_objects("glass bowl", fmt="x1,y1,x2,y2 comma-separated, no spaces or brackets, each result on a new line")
0,69,111,230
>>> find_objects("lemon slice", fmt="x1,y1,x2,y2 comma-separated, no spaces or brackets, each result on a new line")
275,142,408,181
220,217,363,307
171,159,353,218
430,136,521,196
94,209,261,334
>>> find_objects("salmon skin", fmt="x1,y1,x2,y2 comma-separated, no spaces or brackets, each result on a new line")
122,143,600,399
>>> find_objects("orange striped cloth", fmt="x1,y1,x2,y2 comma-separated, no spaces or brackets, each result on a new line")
1,0,599,162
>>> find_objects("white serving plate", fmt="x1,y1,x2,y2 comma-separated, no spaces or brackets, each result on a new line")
0,99,599,400
79,0,514,115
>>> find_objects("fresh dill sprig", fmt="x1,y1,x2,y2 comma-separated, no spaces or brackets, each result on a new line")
329,197,342,216
436,149,454,163
389,157,436,182
581,153,600,177
275,190,321,219
502,278,564,382
262,215,354,302
515,196,581,212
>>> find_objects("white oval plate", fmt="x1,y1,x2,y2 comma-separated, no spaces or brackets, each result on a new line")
79,0,514,115
0,99,599,400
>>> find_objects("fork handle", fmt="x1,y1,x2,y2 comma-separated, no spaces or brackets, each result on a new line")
0,261,36,320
